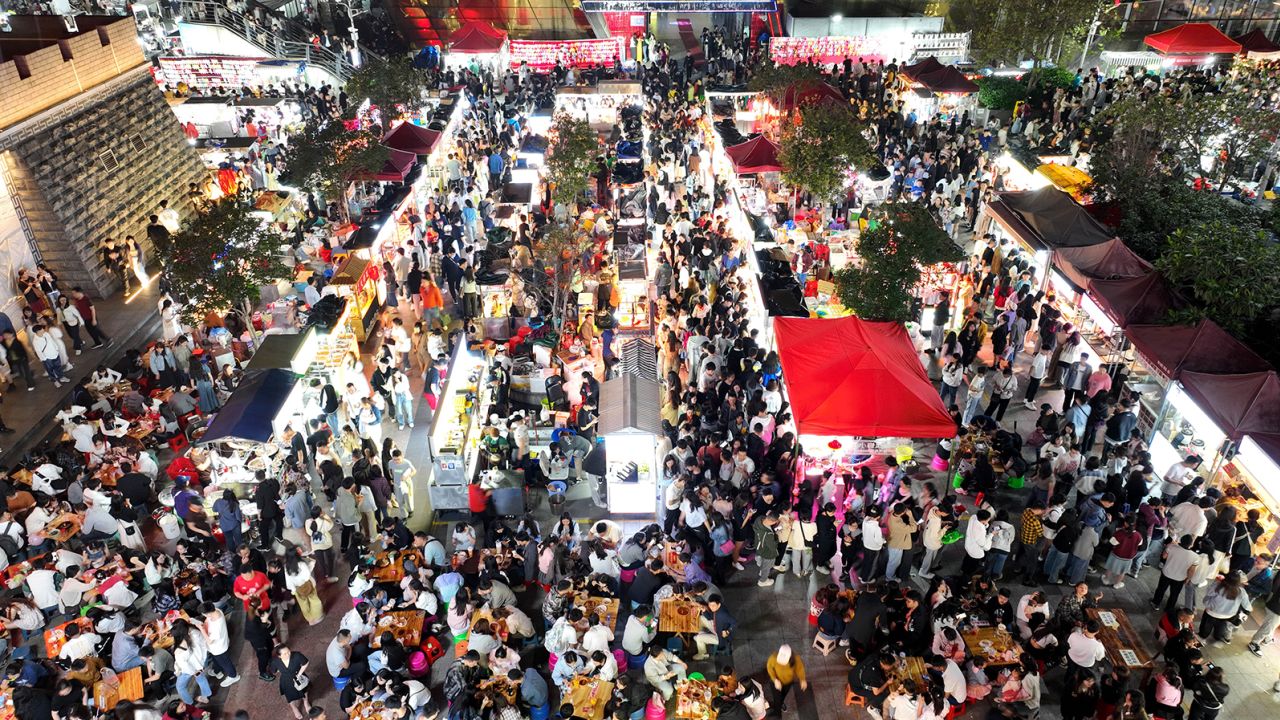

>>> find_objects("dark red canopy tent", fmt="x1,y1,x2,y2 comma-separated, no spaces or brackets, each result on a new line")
901,57,978,94
901,57,945,79
773,316,955,439
1052,238,1151,289
1126,319,1272,380
1179,371,1280,440
1087,273,1182,327
1235,28,1280,58
777,81,845,111
724,135,782,174
450,21,507,53
382,122,442,156
913,67,979,94
359,149,416,182
1235,28,1280,53
1144,23,1242,54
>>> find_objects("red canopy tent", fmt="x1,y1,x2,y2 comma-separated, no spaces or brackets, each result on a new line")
1144,23,1242,54
777,81,845,111
1178,371,1280,440
724,135,782,174
1052,238,1151,288
1235,28,1280,58
382,122,442,156
359,149,416,182
449,21,507,53
1126,319,1272,380
1087,273,1182,327
773,316,955,439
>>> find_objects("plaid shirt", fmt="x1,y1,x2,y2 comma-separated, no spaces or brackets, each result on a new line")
428,251,443,286
1019,508,1044,545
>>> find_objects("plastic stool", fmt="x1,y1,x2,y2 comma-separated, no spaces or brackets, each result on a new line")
845,687,866,707
333,675,352,692
812,633,838,656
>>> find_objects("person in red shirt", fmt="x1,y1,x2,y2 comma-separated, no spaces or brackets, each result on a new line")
468,476,493,544
233,566,271,611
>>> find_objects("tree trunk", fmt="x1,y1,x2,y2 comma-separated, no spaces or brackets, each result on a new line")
242,297,262,349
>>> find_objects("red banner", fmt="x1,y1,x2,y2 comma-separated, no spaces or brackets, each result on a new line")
509,38,625,70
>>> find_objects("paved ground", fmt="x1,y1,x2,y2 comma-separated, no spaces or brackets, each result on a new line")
0,284,162,464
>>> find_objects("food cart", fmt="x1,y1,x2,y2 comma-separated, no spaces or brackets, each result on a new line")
328,255,382,342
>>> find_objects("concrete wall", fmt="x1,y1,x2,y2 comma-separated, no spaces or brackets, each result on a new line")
0,18,147,132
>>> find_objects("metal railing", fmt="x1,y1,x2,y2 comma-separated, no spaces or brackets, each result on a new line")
175,0,360,80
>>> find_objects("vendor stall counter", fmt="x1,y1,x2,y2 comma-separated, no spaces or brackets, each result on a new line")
426,338,489,510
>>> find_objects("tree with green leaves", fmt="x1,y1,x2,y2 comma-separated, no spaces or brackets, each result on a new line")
746,62,828,100
153,197,290,334
544,113,599,210
1156,218,1280,335
343,55,432,121
281,121,391,219
778,101,874,201
528,223,594,330
833,202,963,322
948,0,1106,84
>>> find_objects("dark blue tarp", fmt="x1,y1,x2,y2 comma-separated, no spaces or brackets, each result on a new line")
197,368,298,445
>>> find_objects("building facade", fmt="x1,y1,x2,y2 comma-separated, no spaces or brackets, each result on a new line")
0,15,207,307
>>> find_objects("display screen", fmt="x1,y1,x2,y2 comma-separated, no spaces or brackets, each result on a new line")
580,0,776,12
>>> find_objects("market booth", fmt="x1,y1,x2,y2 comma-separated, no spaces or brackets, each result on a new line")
445,21,508,69
1124,319,1272,440
774,316,954,493
598,374,663,515
194,367,303,486
898,56,979,119
1155,370,1280,549
982,187,1114,292
382,121,443,157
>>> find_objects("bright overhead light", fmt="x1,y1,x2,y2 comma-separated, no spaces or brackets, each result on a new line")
832,13,843,21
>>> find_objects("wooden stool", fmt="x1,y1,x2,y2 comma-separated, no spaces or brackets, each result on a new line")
845,687,866,707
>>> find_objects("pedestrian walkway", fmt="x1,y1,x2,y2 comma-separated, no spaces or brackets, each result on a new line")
0,284,161,463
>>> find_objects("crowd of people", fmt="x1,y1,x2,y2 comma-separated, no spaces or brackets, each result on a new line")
5,14,1280,720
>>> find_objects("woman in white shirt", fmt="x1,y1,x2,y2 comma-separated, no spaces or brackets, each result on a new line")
172,620,214,705
283,553,322,625
588,545,621,579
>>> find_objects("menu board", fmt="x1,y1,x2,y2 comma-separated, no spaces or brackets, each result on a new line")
509,38,625,70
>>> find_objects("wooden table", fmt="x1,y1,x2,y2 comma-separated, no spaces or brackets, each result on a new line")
1087,608,1154,670
10,468,32,487
371,610,425,648
44,617,93,658
566,676,614,720
95,463,122,487
659,597,704,634
961,625,1022,666
348,699,393,720
93,666,144,711
894,656,928,687
127,422,157,441
479,676,520,705
574,594,621,631
675,678,720,720
42,512,83,544
367,549,423,584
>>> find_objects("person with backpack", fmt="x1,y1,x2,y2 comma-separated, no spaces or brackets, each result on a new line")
306,506,338,583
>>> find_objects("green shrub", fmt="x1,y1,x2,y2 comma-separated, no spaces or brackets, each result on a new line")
976,76,1026,110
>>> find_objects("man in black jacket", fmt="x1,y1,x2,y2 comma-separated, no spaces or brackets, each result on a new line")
253,470,283,548
814,502,839,573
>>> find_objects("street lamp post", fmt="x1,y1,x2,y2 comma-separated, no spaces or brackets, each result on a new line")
332,0,364,68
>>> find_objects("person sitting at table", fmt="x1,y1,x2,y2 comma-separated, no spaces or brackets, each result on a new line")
88,364,122,392
849,652,897,710
58,620,102,662
80,494,121,544
642,644,687,700
98,412,131,440
54,401,87,432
